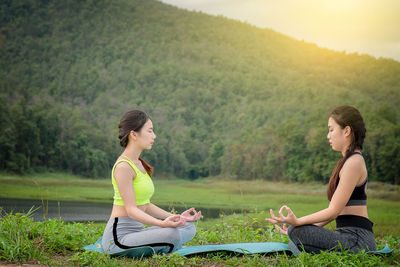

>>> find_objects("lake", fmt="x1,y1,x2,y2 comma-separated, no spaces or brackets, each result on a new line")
0,198,246,222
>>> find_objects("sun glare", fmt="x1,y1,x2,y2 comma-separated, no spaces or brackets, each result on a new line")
160,0,400,60
321,0,361,13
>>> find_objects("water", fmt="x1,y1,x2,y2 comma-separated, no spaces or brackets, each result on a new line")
0,198,246,222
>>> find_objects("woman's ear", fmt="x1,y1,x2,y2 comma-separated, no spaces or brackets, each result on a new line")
344,126,352,137
130,130,137,140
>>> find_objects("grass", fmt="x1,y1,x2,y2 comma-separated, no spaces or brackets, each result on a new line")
0,210,399,266
1,172,399,236
0,172,399,265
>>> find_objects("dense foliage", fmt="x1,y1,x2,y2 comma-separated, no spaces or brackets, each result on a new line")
1,0,399,183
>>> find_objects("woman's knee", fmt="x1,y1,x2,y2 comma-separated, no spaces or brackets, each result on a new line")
155,228,180,250
185,221,196,232
182,222,196,239
288,225,303,239
287,225,296,236
288,224,316,240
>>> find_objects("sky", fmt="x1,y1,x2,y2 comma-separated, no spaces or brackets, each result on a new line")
160,0,400,61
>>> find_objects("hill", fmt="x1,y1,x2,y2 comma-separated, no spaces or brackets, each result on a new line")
1,0,399,183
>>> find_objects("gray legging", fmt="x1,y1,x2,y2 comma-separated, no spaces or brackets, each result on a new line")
102,217,196,254
288,224,376,254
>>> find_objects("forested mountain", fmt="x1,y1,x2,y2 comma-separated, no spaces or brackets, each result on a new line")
1,0,399,183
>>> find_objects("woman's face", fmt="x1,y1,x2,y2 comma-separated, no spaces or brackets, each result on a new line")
135,119,156,150
327,117,349,153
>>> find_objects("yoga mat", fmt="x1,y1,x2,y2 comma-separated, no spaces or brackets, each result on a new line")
83,237,155,258
84,237,393,258
366,244,393,255
175,243,393,256
175,242,293,256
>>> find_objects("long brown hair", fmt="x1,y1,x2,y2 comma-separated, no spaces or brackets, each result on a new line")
118,110,154,176
327,106,366,200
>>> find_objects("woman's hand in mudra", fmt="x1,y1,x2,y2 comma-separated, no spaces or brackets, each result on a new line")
181,207,202,222
161,215,186,228
266,205,298,234
273,223,288,235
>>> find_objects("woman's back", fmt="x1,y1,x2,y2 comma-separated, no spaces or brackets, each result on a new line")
338,153,369,218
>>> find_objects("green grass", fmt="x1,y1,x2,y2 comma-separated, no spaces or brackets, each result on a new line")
0,172,399,266
1,172,399,237
0,211,399,266
0,173,112,203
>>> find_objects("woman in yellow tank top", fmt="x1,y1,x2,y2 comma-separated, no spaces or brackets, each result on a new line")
101,110,201,254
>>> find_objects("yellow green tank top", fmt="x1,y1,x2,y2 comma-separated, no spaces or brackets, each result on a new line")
111,156,154,206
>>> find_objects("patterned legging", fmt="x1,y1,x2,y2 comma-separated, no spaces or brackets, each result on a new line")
288,224,376,254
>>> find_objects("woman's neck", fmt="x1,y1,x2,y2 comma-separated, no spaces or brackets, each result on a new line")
122,145,142,162
341,147,361,157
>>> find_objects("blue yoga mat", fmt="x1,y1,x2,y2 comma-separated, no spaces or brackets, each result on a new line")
175,242,293,256
83,237,154,258
175,243,393,256
84,237,393,258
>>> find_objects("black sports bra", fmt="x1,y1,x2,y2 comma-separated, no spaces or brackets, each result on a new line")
338,152,367,206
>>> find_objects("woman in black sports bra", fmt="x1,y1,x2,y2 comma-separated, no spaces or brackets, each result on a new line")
266,106,376,254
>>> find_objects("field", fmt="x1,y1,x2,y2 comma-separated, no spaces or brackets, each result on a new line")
0,173,399,266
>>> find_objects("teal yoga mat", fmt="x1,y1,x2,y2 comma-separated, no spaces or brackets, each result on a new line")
84,237,393,258
175,242,293,256
175,243,393,256
83,237,154,258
